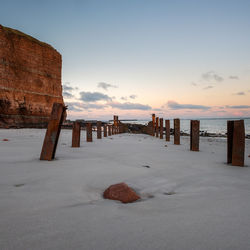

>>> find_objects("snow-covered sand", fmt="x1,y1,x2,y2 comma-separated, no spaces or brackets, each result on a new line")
0,129,250,250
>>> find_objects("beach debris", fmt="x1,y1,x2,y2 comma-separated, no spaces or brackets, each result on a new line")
2,139,9,141
164,191,176,196
164,145,168,147
40,103,67,161
174,118,180,145
142,165,150,168
103,182,140,203
190,120,200,151
72,121,81,147
14,183,25,187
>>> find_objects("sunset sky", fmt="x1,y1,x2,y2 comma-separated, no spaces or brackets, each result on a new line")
1,0,250,120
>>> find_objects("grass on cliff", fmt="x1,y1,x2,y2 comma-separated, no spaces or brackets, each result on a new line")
1,24,55,50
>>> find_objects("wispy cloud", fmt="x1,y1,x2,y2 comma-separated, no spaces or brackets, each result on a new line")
109,102,152,110
121,96,127,101
62,82,78,99
226,105,250,109
202,71,224,82
97,82,117,91
167,101,210,110
79,91,112,102
203,85,214,90
63,91,74,98
229,76,239,80
66,102,107,111
233,91,245,96
129,95,137,99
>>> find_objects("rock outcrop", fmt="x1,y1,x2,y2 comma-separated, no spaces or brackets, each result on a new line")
0,25,64,128
103,182,141,203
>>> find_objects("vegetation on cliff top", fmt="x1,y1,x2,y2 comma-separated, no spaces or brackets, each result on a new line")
0,24,57,51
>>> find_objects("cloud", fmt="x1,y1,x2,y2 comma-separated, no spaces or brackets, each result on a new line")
203,85,214,90
233,91,245,96
63,91,74,99
229,76,239,80
66,102,107,111
226,105,250,109
202,71,224,82
129,95,137,99
121,96,127,101
79,91,112,102
167,101,210,110
62,82,78,99
109,102,152,110
97,82,117,91
191,82,198,86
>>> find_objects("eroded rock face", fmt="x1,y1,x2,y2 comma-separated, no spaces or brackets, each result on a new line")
103,182,140,203
0,25,64,128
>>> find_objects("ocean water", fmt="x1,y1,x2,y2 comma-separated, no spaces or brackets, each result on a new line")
123,118,250,135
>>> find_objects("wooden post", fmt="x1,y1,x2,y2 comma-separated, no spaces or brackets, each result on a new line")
227,120,245,166
112,125,114,135
155,117,159,137
97,121,102,139
227,120,234,164
152,114,155,136
104,124,107,137
108,125,112,136
174,118,180,145
165,120,170,141
190,120,200,151
72,121,81,147
40,103,66,160
160,118,163,139
86,123,92,142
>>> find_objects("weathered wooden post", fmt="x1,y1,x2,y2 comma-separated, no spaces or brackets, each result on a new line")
160,118,163,139
86,123,92,142
165,120,170,141
155,117,159,137
108,125,112,136
112,125,114,135
40,103,66,160
104,124,107,137
174,118,180,145
97,121,102,139
227,120,245,166
152,114,155,136
190,120,200,151
72,121,81,147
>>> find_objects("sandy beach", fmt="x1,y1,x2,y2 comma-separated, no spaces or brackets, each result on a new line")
0,129,250,250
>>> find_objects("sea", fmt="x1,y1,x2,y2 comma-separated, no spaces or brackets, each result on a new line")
121,118,250,135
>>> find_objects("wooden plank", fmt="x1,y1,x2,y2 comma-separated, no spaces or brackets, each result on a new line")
72,121,81,147
232,120,245,166
174,118,180,145
190,120,200,151
40,103,66,160
165,120,170,141
86,123,92,142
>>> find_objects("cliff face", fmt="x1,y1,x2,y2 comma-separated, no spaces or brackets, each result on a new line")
0,25,64,128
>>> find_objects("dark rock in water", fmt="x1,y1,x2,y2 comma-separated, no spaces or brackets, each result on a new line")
2,138,9,141
103,182,140,203
142,165,150,168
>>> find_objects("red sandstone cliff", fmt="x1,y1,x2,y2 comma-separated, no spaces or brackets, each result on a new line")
0,25,64,128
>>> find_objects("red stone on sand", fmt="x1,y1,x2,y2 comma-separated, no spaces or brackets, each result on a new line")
3,139,9,141
103,182,140,203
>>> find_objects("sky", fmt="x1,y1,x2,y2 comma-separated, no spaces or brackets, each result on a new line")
1,0,250,120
